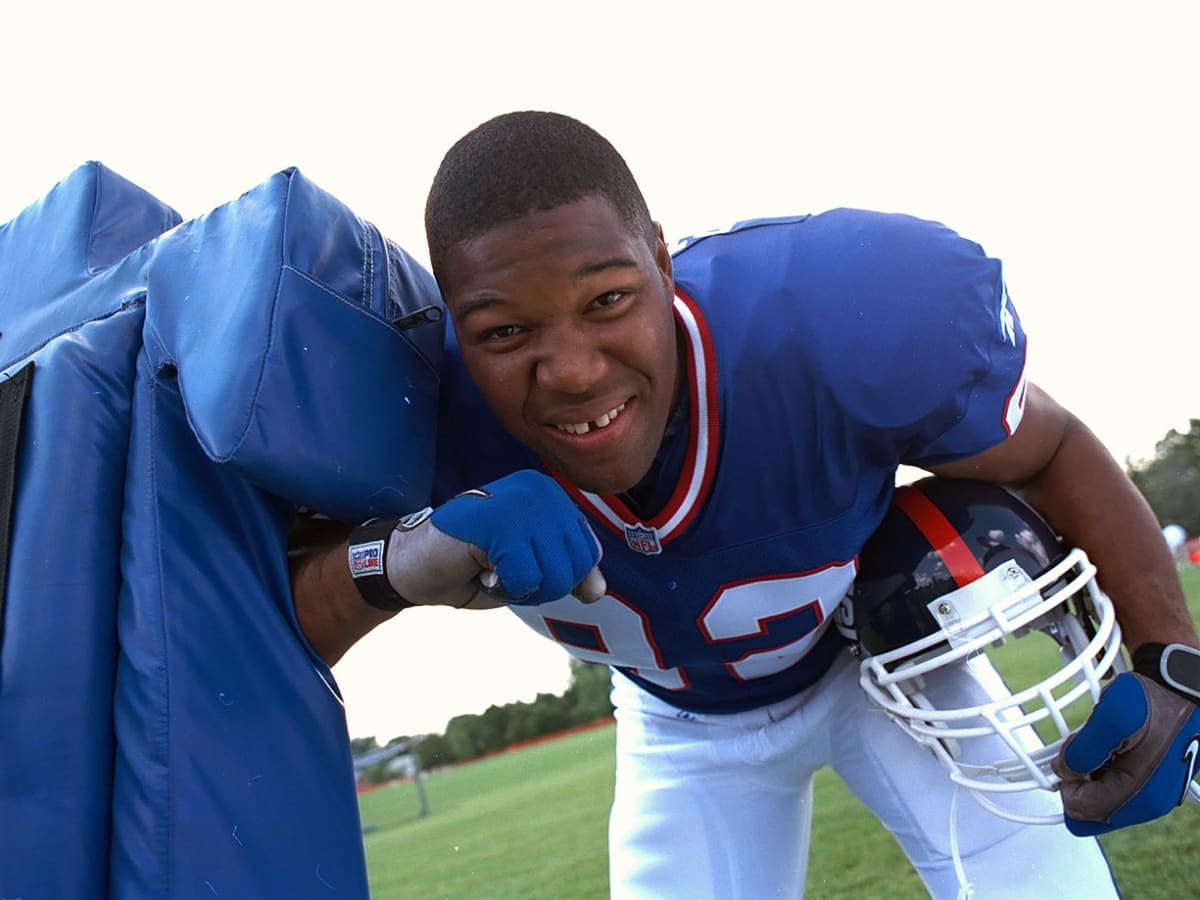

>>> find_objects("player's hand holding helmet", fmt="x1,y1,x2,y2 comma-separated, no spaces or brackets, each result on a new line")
347,469,606,611
1052,641,1200,835
836,477,1126,822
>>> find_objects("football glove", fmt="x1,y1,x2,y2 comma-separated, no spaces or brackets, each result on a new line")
430,469,605,605
351,469,606,610
1052,643,1200,836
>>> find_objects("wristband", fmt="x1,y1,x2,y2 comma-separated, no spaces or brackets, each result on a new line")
1132,642,1200,704
346,508,432,611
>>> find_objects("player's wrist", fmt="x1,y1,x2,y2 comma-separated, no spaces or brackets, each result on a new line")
347,508,434,612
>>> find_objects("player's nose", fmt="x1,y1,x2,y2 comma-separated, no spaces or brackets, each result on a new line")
534,322,607,394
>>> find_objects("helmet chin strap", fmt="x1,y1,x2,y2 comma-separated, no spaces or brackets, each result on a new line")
948,785,975,900
948,785,1065,900
965,787,1063,826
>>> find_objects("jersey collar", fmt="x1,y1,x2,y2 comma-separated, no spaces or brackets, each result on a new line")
551,289,719,555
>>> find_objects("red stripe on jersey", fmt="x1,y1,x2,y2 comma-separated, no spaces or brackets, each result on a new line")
893,486,985,588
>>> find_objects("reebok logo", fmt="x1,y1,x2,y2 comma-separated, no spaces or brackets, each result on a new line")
999,284,1017,346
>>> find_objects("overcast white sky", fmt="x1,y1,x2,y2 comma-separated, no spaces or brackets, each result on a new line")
3,1,1197,741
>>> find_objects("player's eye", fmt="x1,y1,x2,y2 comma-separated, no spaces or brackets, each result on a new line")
590,290,627,310
481,323,523,342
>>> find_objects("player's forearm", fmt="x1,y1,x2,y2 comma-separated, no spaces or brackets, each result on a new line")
1014,414,1197,652
291,543,398,666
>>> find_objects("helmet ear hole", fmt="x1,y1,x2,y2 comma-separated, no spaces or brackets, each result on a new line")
847,477,1123,811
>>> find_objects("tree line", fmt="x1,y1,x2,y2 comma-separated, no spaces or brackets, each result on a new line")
1128,418,1200,538
352,658,613,783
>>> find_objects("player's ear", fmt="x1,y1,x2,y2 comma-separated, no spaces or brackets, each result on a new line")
652,221,673,291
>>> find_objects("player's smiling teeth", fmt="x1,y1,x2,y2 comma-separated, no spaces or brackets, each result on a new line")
555,402,627,435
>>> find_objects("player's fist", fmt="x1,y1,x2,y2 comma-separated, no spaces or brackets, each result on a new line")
386,470,606,609
1052,670,1200,836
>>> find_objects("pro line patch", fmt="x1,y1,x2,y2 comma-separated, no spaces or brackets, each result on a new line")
348,539,386,578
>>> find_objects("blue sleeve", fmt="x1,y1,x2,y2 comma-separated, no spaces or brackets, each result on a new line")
905,277,1028,466
671,210,1030,472
786,210,1029,467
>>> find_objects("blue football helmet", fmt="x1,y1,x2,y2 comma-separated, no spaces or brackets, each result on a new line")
837,477,1124,813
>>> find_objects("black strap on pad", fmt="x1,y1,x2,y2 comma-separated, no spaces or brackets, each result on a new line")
0,362,34,657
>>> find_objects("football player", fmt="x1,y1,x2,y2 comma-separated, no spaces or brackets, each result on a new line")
293,112,1199,898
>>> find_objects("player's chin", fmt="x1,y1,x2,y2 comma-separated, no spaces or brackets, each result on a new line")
575,472,636,496
554,454,648,496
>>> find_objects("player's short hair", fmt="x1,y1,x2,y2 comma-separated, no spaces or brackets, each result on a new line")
424,111,655,283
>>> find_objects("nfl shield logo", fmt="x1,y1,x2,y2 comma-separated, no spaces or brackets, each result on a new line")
624,523,662,556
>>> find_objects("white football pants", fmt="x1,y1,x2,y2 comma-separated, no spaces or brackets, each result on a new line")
607,650,1120,899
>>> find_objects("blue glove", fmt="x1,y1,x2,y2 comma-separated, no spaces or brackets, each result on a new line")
430,469,603,606
1052,670,1200,836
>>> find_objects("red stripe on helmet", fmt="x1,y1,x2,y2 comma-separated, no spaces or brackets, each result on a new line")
893,486,985,588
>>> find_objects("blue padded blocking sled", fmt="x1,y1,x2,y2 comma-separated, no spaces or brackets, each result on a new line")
0,162,181,898
112,168,444,899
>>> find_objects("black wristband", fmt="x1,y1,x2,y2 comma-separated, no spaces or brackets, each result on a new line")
347,516,417,612
1132,642,1200,704
1131,642,1169,683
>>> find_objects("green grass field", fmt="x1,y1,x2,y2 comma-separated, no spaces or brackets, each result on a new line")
362,568,1200,898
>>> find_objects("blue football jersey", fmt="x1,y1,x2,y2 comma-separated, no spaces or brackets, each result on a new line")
434,209,1028,714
